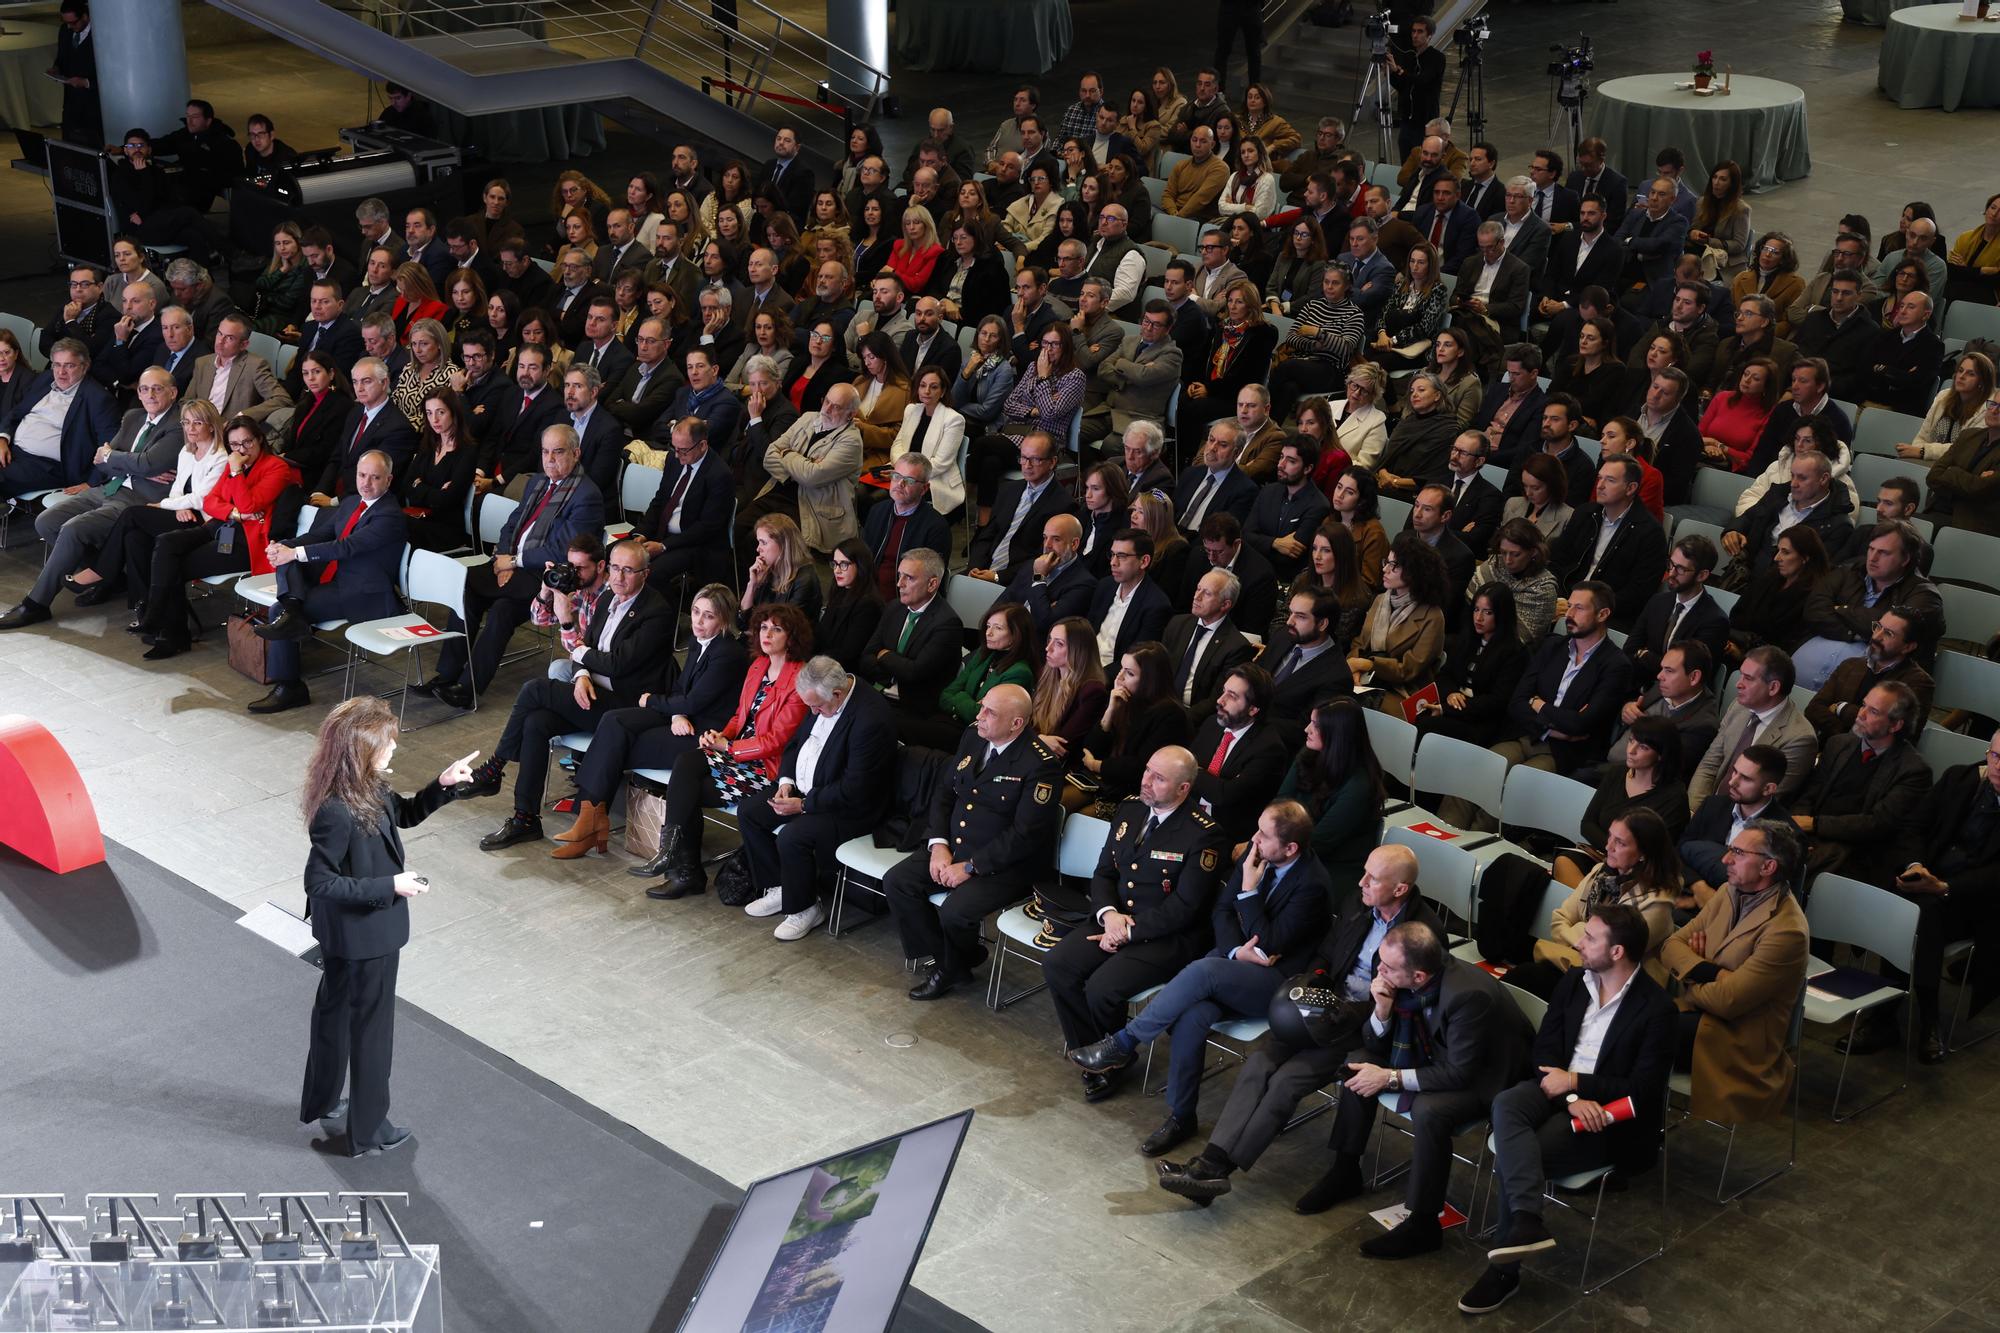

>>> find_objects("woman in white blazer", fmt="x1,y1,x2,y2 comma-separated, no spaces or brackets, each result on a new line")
890,364,967,517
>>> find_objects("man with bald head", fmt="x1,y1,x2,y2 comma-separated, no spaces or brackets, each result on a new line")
1876,216,1947,295
1042,746,1229,1102
100,280,164,391
1085,203,1147,318
254,448,410,714
0,365,184,629
890,684,1065,1001
1162,126,1228,221
1004,510,1094,629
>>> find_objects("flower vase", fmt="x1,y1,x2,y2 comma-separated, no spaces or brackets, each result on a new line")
1693,72,1712,90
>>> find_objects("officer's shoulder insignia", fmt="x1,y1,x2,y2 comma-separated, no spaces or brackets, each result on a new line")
1191,810,1217,828
1034,781,1054,805
1030,738,1058,760
1116,820,1129,841
957,753,972,770
1200,848,1219,871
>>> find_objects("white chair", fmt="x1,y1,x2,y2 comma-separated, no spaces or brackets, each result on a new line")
829,832,910,938
1157,149,1190,178
1803,874,1920,1121
1151,213,1201,256
1931,526,2000,594
1385,826,1479,939
1918,724,1986,782
1849,409,1924,459
461,492,519,565
619,462,664,520
986,814,1111,1010
1934,650,2000,718
1707,585,1740,616
944,572,1004,630
1387,733,1508,837
1665,466,1753,531
341,549,473,727
1361,708,1419,809
1850,453,1927,509
1943,300,2000,344
1141,176,1167,208
1456,767,1595,875
1937,581,2000,651
1377,495,1412,536
1480,463,1507,490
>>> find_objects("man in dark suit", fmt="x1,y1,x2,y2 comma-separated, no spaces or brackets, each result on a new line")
1002,512,1096,630
1722,451,1854,581
0,337,122,499
1293,923,1530,1258
1165,569,1256,714
561,363,626,497
551,249,605,349
1189,663,1292,844
865,453,955,593
51,2,99,148
1565,138,1630,232
1679,743,1795,910
1161,261,1213,372
734,659,900,933
1496,180,1555,279
1466,903,1675,1312
1411,175,1481,272
890,685,1064,1000
1492,582,1635,780
1501,396,1595,517
601,318,683,441
1409,483,1476,629
1863,293,1946,417
1625,533,1731,689
1793,681,1932,887
492,237,557,311
153,305,207,394
482,344,568,489
1538,196,1626,311
1439,431,1504,555
1243,438,1332,581
96,282,164,393
41,265,114,365
1526,149,1581,231
1041,744,1228,1101
1174,422,1259,534
899,297,964,383
856,547,964,715
466,538,677,849
1552,458,1670,632
1179,511,1277,632
252,449,409,714
286,282,366,397
430,426,606,708
1255,587,1356,740
1584,641,1721,791
591,209,649,284
759,124,816,219
1079,528,1166,660
636,416,735,585
1803,608,1934,744
1471,350,1547,469
1451,223,1533,334
1120,422,1175,497
315,358,418,501
574,297,636,386
399,207,454,291
443,219,503,294
967,429,1076,578
1460,145,1505,220
740,247,796,326
1161,842,1447,1203
1070,800,1334,1154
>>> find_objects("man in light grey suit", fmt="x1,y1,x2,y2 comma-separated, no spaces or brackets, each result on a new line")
1685,644,1820,809
1498,177,1554,281
187,312,291,425
0,369,185,628
1081,300,1185,445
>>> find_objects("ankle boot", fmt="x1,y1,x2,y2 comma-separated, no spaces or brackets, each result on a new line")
665,825,702,892
554,798,606,843
551,821,608,860
627,825,681,879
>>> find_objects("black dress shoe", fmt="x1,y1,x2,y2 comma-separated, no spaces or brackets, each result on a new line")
248,682,310,715
435,683,474,709
351,1123,412,1157
407,674,451,698
0,600,51,630
455,762,505,800
1139,1114,1194,1158
479,814,544,850
72,584,111,607
255,605,312,641
1155,1157,1232,1203
1360,1215,1442,1259
1082,1068,1125,1103
1458,1265,1522,1315
142,639,187,660
1067,1034,1137,1074
1295,1157,1365,1215
1487,1213,1557,1262
645,879,706,901
907,967,961,1001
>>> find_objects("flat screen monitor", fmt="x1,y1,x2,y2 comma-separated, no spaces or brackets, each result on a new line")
678,1110,973,1332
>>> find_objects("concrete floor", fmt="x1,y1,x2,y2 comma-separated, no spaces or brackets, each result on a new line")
4,2,2000,1330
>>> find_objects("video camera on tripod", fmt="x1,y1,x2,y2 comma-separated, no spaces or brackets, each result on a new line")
1363,10,1398,59
1454,11,1491,53
1547,36,1594,103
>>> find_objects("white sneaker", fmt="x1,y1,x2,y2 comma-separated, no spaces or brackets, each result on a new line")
773,902,825,941
744,887,786,918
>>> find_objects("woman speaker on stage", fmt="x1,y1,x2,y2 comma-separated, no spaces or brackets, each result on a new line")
299,697,477,1155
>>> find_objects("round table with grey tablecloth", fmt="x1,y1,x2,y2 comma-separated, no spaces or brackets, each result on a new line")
895,0,1072,74
0,20,64,131
1879,5,2000,110
1590,74,1811,196
1841,0,1937,25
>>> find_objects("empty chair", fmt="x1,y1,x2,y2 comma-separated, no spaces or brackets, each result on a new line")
1849,409,1925,459
1930,527,2000,594
1802,874,1921,1121
1666,467,1753,531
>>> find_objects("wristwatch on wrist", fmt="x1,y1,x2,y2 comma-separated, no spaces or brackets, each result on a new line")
1565,1092,1579,1105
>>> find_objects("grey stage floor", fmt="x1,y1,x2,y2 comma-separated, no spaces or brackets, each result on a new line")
0,840,980,1333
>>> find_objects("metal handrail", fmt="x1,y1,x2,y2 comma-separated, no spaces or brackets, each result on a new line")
368,0,887,150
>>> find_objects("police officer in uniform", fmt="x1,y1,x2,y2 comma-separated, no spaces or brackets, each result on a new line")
889,684,1064,1001
1042,745,1227,1102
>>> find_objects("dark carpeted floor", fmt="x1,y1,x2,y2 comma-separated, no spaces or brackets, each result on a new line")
0,840,981,1333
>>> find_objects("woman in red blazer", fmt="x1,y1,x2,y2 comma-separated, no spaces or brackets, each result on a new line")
136,415,300,660
617,602,814,889
389,263,448,342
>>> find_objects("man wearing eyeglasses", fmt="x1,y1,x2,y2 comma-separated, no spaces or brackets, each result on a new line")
1189,229,1245,316
0,337,120,501
639,417,734,586
863,453,953,600
1791,680,1932,887
39,266,113,365
460,538,678,852
1658,819,1808,1124
1084,302,1183,448
602,318,685,441
967,429,1077,581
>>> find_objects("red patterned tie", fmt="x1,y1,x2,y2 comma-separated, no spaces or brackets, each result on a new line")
1207,729,1235,776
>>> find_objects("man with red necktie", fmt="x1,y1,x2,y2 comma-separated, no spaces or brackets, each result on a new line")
1187,662,1290,845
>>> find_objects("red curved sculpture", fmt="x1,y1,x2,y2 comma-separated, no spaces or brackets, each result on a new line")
0,714,105,873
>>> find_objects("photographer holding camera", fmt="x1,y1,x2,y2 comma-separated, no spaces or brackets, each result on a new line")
531,531,611,684
1385,12,1446,159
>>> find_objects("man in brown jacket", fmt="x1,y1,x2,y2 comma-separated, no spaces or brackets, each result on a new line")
1659,818,1809,1123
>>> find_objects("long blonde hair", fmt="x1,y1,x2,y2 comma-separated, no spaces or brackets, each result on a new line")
301,697,397,832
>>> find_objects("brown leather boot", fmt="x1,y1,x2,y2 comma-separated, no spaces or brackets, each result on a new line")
552,798,605,844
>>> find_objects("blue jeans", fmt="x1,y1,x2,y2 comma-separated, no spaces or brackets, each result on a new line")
1123,955,1287,1123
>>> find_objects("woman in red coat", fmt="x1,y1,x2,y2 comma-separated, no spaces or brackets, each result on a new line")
136,415,299,660
628,602,813,894
884,207,945,297
389,263,448,343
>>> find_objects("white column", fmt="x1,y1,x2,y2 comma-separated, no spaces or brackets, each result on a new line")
91,0,191,139
824,0,888,104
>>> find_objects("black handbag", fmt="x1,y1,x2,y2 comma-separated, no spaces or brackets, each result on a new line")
712,847,756,906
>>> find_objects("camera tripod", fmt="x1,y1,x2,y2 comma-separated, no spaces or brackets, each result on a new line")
1352,48,1397,168
1446,40,1488,144
1550,80,1588,166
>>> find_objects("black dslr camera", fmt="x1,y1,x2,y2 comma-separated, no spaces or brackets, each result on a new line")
542,562,581,593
